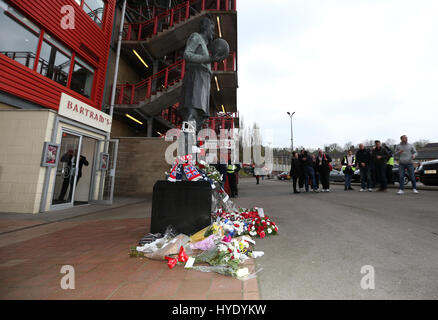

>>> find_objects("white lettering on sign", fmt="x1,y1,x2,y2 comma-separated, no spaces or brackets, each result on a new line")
58,93,112,132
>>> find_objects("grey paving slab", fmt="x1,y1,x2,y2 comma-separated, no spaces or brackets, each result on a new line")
233,178,438,299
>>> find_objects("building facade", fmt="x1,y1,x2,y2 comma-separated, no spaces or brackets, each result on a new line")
0,0,117,213
0,0,239,212
106,0,238,137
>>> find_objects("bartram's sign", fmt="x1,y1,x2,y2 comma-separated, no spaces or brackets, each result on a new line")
58,93,112,132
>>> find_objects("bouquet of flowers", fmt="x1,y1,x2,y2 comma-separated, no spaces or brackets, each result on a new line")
214,208,279,239
196,161,223,184
190,238,252,278
247,216,278,238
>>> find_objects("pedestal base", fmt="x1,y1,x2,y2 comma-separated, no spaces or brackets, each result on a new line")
150,181,212,235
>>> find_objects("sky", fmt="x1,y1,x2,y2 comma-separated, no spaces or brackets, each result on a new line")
236,0,438,149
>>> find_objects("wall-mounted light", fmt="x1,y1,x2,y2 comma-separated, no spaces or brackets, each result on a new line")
215,75,220,91
216,16,222,38
125,113,143,125
133,49,149,69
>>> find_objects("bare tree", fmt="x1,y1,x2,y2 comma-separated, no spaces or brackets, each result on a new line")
413,139,430,149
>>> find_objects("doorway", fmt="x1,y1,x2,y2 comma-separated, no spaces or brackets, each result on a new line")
51,130,97,208
72,136,96,205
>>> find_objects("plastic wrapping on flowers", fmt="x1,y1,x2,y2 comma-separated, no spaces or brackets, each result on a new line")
133,156,279,279
186,237,260,280
214,207,279,239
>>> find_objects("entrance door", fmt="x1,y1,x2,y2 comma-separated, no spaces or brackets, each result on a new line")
90,139,119,205
51,131,82,207
73,136,97,206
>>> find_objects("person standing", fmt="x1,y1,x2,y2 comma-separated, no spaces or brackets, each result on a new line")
58,149,88,201
394,135,419,194
384,143,395,185
227,161,237,198
355,144,372,192
298,150,306,192
372,140,390,191
289,151,302,193
341,149,356,190
302,150,318,192
312,154,320,191
316,149,332,192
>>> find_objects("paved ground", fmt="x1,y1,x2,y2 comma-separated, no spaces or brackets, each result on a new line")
0,199,258,300
236,178,438,299
1,178,437,300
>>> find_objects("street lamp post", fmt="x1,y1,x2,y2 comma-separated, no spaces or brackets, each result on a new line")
287,111,295,153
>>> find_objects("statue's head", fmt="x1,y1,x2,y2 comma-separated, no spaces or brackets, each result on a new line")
200,16,215,41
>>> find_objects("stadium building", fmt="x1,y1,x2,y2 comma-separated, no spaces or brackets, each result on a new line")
0,0,238,213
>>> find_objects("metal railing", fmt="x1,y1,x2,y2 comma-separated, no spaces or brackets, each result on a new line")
123,0,236,41
114,59,186,105
1,51,69,84
204,111,238,132
160,102,183,126
114,49,235,105
212,51,236,72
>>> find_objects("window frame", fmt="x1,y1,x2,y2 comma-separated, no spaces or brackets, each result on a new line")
36,31,73,86
74,0,106,28
0,1,99,101
70,54,96,99
0,2,42,70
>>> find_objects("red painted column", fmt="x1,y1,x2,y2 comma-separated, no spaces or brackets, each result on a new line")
147,78,152,98
153,16,158,35
170,9,174,26
181,60,186,79
185,1,190,19
164,68,169,88
130,85,135,104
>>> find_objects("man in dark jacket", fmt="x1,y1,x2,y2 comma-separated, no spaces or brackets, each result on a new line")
301,150,318,192
297,150,306,191
372,140,390,191
58,149,89,201
289,151,302,193
316,149,332,192
356,143,372,192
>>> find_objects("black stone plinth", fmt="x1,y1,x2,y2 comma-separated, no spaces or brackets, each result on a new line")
150,181,212,235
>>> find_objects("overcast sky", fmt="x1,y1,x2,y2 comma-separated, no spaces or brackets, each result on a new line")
236,0,438,149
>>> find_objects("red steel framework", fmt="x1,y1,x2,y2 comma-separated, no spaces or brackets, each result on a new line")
123,0,236,41
204,111,238,132
0,0,116,111
114,51,236,105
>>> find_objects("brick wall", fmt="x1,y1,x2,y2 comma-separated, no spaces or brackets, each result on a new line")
114,137,172,197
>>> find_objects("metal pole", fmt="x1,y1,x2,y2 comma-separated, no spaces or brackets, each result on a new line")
290,115,293,152
287,111,295,154
108,0,127,130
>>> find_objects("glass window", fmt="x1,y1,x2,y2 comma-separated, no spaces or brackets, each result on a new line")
0,0,41,69
70,57,94,98
37,33,71,87
83,0,105,27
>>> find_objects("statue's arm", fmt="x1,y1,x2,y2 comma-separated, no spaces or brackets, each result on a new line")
184,33,211,64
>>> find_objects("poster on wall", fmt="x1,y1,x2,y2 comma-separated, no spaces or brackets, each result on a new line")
41,142,60,167
100,152,109,170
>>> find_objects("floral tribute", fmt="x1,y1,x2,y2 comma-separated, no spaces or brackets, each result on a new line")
214,207,279,238
131,158,280,280
191,238,254,278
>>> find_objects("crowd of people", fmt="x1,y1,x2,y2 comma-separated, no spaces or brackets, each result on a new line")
288,135,419,194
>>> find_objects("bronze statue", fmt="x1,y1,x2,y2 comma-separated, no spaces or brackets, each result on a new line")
179,16,229,133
